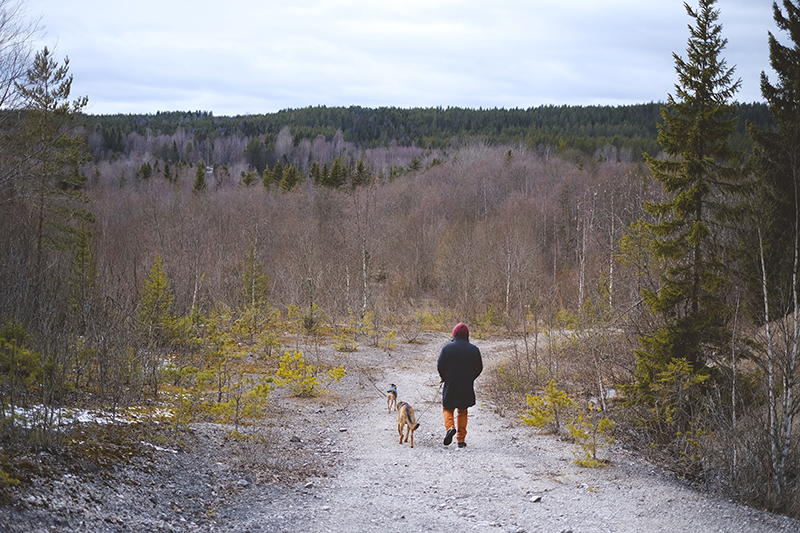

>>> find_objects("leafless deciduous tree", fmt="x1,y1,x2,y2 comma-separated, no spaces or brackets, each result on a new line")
0,0,40,192
0,0,39,111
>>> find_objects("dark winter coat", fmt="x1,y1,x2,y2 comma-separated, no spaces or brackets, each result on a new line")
437,337,483,410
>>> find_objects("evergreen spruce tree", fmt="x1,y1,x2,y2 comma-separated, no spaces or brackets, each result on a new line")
279,165,302,192
193,160,207,192
746,0,800,313
630,0,742,416
139,254,175,397
136,161,152,180
170,140,180,163
321,162,331,185
310,161,322,184
12,47,93,273
272,161,284,186
351,159,373,188
244,136,265,172
327,157,346,188
139,254,174,346
261,163,274,188
240,170,258,188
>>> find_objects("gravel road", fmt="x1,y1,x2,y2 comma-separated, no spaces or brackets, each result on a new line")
2,333,799,533
217,334,800,533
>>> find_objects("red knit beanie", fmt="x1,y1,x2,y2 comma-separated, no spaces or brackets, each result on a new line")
452,322,469,339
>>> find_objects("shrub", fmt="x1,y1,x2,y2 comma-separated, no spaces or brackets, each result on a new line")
520,379,576,434
380,330,397,354
568,403,616,467
0,471,19,487
522,380,616,468
210,372,273,432
333,320,359,352
274,351,345,397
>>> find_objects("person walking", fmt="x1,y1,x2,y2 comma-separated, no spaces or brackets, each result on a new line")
437,322,483,448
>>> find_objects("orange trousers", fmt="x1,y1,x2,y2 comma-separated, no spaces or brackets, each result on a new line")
443,407,469,443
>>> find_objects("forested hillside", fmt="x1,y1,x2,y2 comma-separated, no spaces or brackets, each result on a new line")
85,102,771,165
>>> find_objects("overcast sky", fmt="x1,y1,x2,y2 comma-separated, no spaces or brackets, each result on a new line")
22,0,775,116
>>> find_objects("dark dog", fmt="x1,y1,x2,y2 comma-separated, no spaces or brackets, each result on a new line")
387,383,397,412
397,401,420,448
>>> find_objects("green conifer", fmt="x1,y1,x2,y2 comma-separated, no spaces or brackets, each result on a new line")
262,164,274,188
327,158,346,188
279,165,302,192
193,160,207,192
631,0,742,412
13,47,94,271
746,0,800,309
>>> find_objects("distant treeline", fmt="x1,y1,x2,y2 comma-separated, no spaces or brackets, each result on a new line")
84,102,772,161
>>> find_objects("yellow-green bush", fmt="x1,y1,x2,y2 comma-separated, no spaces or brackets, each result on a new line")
0,471,19,487
274,350,345,397
520,379,576,434
209,372,273,432
334,318,359,352
380,330,397,354
521,380,616,468
569,404,616,467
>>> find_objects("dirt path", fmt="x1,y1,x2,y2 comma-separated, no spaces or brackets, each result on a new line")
212,334,800,533
3,333,799,532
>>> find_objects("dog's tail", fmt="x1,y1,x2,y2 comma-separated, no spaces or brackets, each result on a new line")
409,408,420,430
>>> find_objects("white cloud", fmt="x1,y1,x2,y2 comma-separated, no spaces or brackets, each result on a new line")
24,0,773,115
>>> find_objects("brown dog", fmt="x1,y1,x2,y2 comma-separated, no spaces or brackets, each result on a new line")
397,401,420,448
387,383,397,412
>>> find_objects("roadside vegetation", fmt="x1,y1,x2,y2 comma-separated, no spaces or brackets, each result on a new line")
2,0,800,519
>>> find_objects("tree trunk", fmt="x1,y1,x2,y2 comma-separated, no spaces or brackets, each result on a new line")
608,197,615,310
505,237,511,317
758,226,781,501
